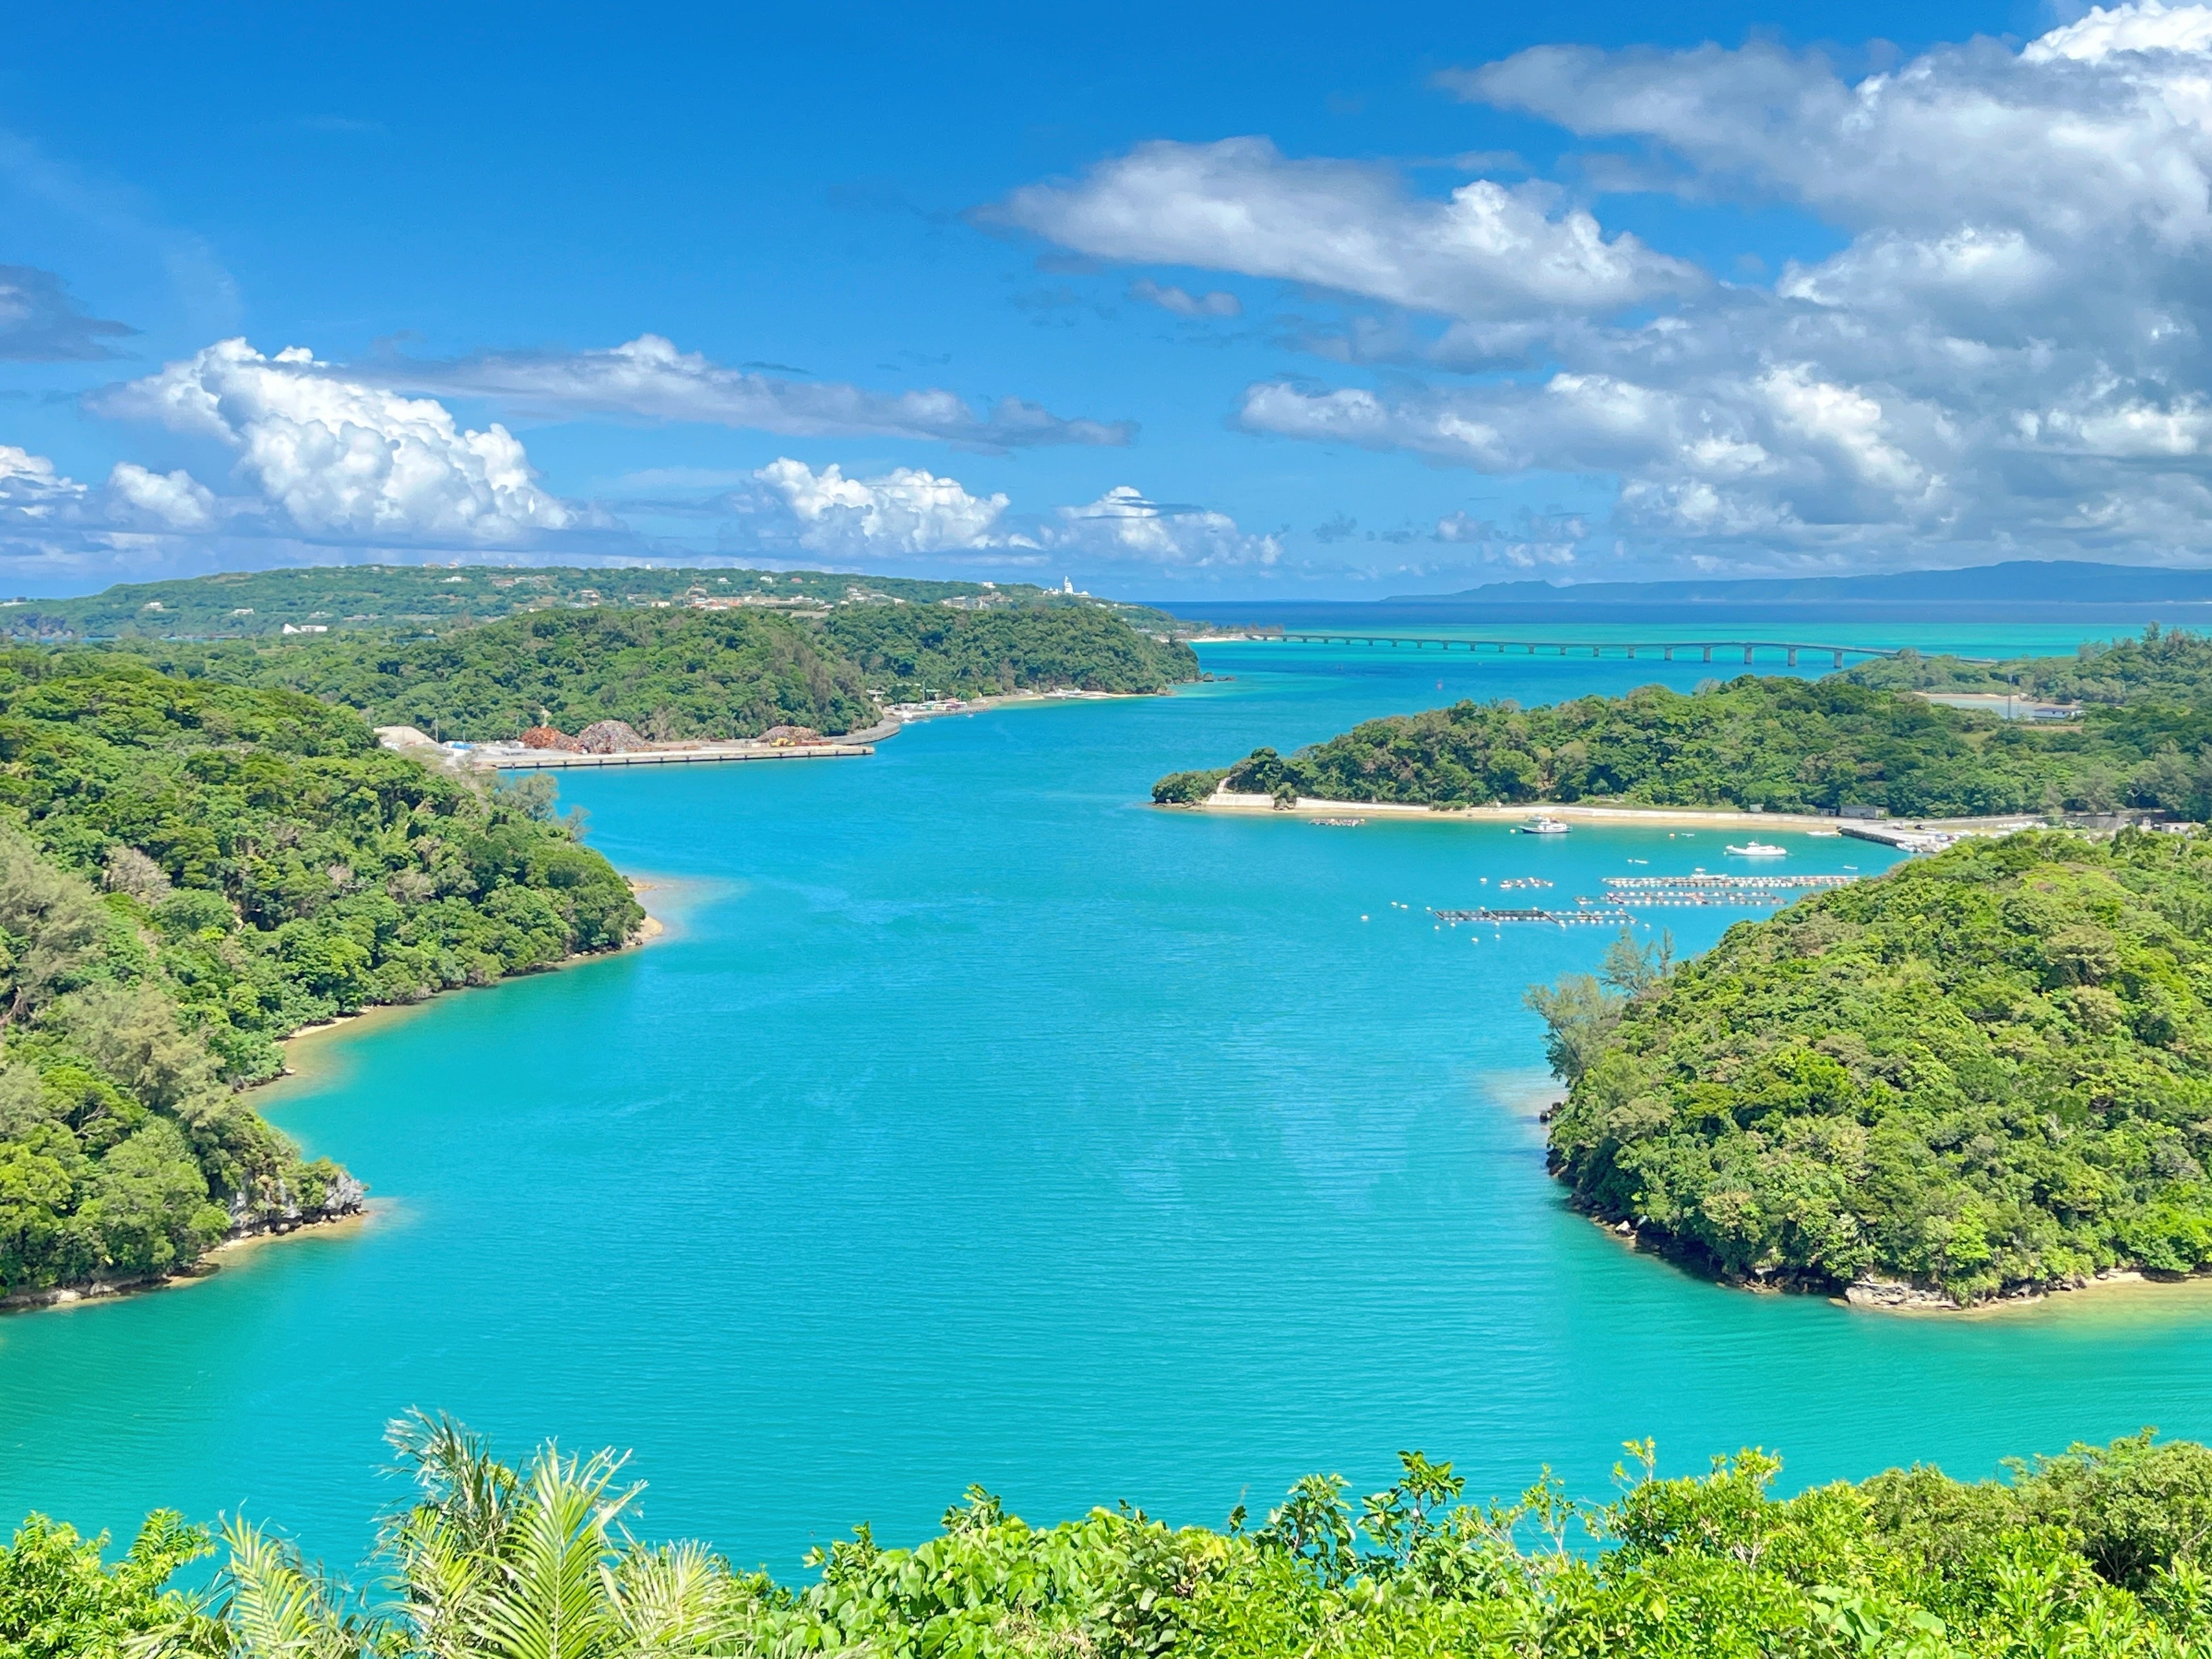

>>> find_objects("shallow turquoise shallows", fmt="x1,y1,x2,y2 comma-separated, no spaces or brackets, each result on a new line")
8,633,2212,1575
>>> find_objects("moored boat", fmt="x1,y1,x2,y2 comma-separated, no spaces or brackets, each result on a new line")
1519,815,1571,835
1726,841,1788,856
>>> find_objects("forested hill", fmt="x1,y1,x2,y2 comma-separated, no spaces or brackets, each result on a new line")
1154,675,2212,819
0,652,642,1302
1537,831,2212,1306
119,602,1201,743
33,1409,2212,1657
1848,622,2212,706
0,562,1189,643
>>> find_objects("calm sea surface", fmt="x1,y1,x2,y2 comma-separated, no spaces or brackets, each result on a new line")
6,625,2209,1572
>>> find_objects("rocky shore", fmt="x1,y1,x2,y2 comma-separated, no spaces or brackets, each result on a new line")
0,1180,368,1312
1575,1202,2191,1313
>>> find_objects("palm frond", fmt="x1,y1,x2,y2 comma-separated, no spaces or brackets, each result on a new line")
605,1542,750,1657
465,1445,640,1659
214,1520,365,1659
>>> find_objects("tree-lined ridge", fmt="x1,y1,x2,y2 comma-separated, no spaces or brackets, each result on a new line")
0,651,644,1303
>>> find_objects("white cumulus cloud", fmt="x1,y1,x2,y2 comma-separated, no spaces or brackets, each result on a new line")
1139,3,2212,564
0,446,89,525
1044,487,1281,568
998,136,1700,321
738,459,1014,557
107,462,216,530
98,338,575,542
708,460,1277,569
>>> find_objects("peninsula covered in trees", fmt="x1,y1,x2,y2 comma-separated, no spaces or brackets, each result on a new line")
25,1410,2212,1658
114,588,1201,743
0,651,643,1303
1155,670,2212,818
1533,831,2212,1306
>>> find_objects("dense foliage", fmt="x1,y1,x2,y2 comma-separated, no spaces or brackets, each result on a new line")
821,603,1200,702
1170,676,2212,818
0,563,1185,643
125,604,1198,744
132,610,881,743
1849,624,2212,707
0,652,641,1298
1536,831,2212,1303
0,818,356,1300
29,1413,2212,1658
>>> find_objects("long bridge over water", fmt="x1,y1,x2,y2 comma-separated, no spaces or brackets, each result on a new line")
1239,634,1997,668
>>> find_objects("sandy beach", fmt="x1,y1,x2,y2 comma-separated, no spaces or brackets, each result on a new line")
891,687,1166,721
1173,791,2048,838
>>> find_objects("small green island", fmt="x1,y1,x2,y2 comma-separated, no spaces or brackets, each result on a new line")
1154,628,2212,818
23,1411,2212,1658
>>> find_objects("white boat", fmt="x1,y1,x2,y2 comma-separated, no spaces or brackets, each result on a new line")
1519,816,1571,835
1726,841,1788,857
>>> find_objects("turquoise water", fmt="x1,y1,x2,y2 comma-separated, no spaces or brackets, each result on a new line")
6,627,2211,1575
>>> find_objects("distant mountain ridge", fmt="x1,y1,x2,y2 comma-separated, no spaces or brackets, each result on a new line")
1395,560,2212,606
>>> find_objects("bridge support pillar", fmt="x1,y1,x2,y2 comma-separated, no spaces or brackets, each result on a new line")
1664,647,1674,661
1833,650,1844,668
1787,648,1799,667
1743,646,1754,665
1702,647,1711,662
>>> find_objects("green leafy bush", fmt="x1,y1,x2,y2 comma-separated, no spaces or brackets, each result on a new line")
1151,769,1227,805
35,1415,2212,1658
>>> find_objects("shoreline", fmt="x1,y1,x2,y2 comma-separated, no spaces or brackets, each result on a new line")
271,880,670,1086
1170,792,2045,837
1580,1206,2212,1318
0,1204,385,1314
2,879,673,1318
891,687,1169,722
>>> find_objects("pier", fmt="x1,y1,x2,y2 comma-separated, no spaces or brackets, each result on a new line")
1431,872,1864,925
1256,635,1997,669
1590,872,1860,909
1432,906,1636,926
1600,874,1857,890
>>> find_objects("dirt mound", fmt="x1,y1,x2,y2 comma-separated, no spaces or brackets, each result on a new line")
521,725,584,752
576,720,649,754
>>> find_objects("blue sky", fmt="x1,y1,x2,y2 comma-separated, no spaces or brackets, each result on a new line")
3,0,2194,599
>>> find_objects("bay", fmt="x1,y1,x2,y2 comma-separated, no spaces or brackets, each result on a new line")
3,627,2203,1575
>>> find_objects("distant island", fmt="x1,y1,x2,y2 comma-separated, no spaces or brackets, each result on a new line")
1388,558,2212,611
1533,831,2212,1309
1154,628,2212,821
